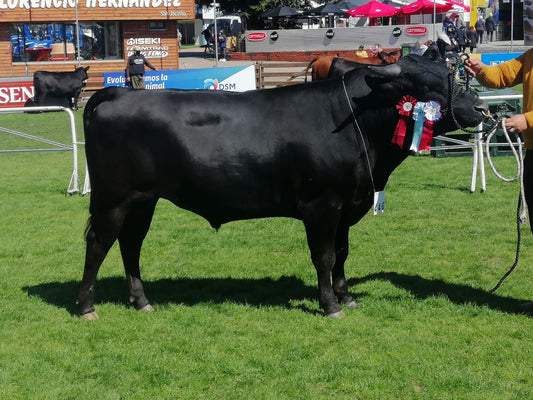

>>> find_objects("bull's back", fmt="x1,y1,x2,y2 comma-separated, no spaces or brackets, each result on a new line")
33,71,82,95
83,87,358,221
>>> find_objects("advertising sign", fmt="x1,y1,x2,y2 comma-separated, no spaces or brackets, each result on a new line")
405,26,428,35
104,66,256,91
247,32,267,41
481,53,523,66
0,81,34,108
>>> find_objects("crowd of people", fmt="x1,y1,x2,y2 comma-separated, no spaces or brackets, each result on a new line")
441,12,497,55
202,26,229,61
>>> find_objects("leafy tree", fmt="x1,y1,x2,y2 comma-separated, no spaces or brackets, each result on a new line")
196,0,313,29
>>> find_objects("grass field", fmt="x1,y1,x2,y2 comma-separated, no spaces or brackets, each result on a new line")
1,111,532,399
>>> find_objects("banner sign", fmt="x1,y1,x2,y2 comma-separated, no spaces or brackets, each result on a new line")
104,66,256,91
0,81,34,108
481,52,523,66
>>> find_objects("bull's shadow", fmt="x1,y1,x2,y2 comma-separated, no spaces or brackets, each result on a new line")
349,272,532,316
23,276,321,316
23,272,531,317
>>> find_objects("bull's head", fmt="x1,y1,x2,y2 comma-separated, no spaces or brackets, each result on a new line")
347,54,488,135
75,66,90,82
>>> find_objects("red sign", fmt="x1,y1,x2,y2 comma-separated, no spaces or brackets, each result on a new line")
0,81,34,108
247,32,267,41
405,26,428,35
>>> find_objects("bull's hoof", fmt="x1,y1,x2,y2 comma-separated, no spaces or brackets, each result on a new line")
79,311,99,320
138,304,155,312
343,300,358,308
325,310,345,319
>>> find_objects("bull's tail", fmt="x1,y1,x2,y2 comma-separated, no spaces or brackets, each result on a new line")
304,58,318,82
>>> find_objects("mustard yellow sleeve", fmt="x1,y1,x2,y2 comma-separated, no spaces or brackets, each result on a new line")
476,55,525,89
524,111,533,130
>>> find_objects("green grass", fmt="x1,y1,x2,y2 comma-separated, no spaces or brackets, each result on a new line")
0,112,532,399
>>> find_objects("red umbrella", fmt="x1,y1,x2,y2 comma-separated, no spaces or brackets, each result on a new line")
347,1,398,17
398,0,453,15
446,0,470,12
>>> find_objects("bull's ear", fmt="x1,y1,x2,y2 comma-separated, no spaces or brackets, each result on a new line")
344,64,401,99
367,63,402,77
85,66,90,71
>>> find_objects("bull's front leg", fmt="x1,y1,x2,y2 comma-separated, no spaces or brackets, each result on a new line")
304,219,344,318
332,225,356,308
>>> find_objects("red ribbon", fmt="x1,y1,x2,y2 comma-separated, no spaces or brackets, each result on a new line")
419,120,435,152
392,95,417,148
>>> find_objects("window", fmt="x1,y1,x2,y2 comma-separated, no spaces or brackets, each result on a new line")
10,22,123,62
148,21,166,31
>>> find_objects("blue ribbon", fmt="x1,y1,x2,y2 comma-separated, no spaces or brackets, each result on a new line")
410,102,425,152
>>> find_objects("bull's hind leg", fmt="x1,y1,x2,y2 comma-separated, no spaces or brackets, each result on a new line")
332,225,356,308
304,215,343,318
118,199,158,312
79,207,125,319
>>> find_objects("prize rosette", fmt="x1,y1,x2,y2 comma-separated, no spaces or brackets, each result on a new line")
419,101,441,152
392,95,417,148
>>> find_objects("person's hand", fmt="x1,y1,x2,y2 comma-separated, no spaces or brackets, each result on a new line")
464,56,485,77
504,113,528,133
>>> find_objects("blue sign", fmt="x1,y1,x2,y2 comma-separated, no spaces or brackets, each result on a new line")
104,66,256,92
481,52,523,66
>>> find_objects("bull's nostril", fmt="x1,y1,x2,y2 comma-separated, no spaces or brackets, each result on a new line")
475,103,490,113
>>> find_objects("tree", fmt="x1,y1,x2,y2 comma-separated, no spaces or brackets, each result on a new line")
196,0,313,29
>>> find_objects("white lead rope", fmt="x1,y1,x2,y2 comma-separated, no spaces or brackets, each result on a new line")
484,118,527,224
484,118,528,293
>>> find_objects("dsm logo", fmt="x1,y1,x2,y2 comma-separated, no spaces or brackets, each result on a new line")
203,79,219,90
203,79,237,91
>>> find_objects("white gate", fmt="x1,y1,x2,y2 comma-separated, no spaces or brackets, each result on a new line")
0,106,89,194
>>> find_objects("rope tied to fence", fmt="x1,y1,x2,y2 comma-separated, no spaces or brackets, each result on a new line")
483,118,527,293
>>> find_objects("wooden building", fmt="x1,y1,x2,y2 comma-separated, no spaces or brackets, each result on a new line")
0,0,195,81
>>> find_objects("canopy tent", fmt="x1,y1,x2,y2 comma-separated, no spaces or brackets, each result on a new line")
260,6,301,18
335,0,371,12
347,1,398,18
308,3,347,16
445,0,470,12
398,0,453,15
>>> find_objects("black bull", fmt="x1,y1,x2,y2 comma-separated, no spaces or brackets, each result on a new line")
78,55,487,319
33,66,89,110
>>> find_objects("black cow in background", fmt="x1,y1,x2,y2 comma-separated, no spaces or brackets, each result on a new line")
33,66,89,110
78,55,488,320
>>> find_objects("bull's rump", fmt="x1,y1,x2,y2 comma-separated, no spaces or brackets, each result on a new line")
84,88,361,223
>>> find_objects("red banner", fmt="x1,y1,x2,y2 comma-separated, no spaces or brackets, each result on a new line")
0,81,34,108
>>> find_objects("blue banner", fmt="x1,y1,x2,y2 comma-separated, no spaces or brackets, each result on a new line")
481,52,523,66
104,66,256,92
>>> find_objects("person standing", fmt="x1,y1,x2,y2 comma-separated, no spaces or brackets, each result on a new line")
466,26,477,53
475,17,485,44
456,26,467,52
465,50,533,310
126,46,157,89
202,26,212,56
218,30,227,61
485,13,496,42
455,14,465,30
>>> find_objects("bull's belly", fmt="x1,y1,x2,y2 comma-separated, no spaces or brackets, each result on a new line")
160,180,373,229
164,190,293,229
